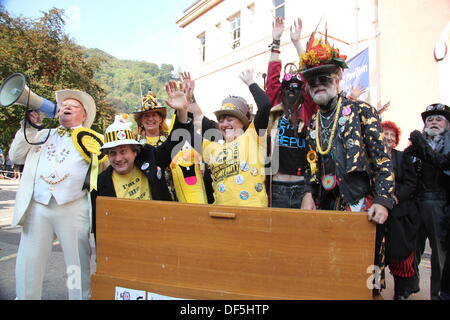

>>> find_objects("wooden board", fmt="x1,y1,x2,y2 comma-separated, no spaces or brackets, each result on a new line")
91,197,376,300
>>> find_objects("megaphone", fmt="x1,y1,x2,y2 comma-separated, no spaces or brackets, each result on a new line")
0,73,57,118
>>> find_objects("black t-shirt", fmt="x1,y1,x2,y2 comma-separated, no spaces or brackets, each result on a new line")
274,115,307,176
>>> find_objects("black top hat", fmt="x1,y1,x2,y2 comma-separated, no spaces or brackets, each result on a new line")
421,103,450,123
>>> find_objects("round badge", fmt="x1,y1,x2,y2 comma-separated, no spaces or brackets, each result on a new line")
255,183,263,192
141,162,150,171
240,162,249,172
321,174,337,191
218,183,225,193
342,106,352,116
156,166,162,180
346,139,355,149
338,116,347,126
117,130,126,140
284,73,292,81
240,191,249,200
235,175,244,185
310,130,316,139
160,136,167,142
250,167,258,176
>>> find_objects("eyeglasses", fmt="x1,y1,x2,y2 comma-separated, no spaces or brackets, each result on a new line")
307,75,334,88
426,103,447,111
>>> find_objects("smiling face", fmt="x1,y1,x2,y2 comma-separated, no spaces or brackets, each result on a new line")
218,115,245,142
383,128,397,152
140,111,163,136
107,144,137,175
58,98,87,128
424,115,448,137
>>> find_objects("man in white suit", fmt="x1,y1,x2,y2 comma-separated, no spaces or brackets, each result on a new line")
9,89,97,300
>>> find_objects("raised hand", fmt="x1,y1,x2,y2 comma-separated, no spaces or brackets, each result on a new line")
180,71,195,103
290,17,304,55
239,69,255,87
272,17,285,41
290,17,303,43
165,81,188,111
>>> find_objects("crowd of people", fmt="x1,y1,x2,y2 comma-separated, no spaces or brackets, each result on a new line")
6,17,449,300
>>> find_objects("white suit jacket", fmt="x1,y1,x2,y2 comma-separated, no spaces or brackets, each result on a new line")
9,124,90,227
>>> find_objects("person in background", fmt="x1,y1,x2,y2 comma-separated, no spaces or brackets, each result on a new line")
404,103,450,300
381,120,420,300
264,16,318,208
133,89,177,200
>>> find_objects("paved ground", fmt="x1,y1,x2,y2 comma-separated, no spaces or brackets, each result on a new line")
0,178,432,300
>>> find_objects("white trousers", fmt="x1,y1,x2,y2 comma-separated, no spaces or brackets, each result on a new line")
15,196,92,300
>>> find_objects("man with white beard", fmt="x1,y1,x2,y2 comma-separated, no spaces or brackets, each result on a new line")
404,103,450,300
299,31,395,295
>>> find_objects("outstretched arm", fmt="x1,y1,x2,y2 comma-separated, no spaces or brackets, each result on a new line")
239,69,271,135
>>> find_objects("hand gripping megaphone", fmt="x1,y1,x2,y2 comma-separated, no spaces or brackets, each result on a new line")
0,73,57,118
0,73,58,144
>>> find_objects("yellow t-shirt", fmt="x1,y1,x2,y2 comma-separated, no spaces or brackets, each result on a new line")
202,122,268,207
146,135,167,147
112,166,152,200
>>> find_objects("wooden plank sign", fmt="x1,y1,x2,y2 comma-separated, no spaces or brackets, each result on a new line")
91,197,376,300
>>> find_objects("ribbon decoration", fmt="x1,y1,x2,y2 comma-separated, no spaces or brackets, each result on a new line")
71,128,106,191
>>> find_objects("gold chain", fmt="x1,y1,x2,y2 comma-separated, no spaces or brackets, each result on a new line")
315,96,342,155
39,173,70,185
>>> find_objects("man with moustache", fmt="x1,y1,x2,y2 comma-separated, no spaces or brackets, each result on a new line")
404,103,450,299
299,33,395,293
9,89,98,299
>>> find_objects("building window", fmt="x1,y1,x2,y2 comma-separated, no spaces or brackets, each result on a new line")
273,0,285,18
198,33,206,62
228,13,240,50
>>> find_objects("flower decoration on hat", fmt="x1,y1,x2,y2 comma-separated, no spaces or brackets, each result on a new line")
299,28,348,72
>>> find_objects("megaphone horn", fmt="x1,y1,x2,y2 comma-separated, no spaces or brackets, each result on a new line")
0,73,57,118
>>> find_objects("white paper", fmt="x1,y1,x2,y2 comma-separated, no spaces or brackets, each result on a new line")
115,286,146,300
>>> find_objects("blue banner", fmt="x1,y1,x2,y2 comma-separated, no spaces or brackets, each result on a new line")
341,47,370,99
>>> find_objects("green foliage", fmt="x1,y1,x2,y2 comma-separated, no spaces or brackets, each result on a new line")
84,48,176,114
0,6,176,155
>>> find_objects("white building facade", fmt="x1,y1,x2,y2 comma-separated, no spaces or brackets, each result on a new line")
177,0,450,149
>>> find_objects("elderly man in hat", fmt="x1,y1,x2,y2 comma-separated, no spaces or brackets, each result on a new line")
404,103,450,299
299,32,395,293
9,89,99,299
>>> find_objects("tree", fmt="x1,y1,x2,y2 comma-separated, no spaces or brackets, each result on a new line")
0,7,115,154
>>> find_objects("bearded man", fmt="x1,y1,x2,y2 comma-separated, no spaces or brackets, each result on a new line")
405,103,450,300
299,32,395,293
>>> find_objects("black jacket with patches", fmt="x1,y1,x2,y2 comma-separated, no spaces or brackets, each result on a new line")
305,94,395,209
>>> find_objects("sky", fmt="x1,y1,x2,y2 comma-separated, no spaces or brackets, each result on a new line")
2,0,195,69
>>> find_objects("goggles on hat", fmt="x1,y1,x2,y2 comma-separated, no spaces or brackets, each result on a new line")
426,103,447,112
307,75,335,88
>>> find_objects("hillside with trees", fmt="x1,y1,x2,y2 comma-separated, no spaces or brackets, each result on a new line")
0,6,176,154
84,48,176,114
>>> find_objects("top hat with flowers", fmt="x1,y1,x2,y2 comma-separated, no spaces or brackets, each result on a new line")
299,27,349,80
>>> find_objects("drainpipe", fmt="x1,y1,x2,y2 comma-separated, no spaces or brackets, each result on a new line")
374,0,382,109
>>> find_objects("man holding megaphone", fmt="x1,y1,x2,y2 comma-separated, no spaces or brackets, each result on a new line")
8,87,102,300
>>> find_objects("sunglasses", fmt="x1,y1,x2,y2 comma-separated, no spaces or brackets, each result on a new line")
426,103,447,111
307,75,334,88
